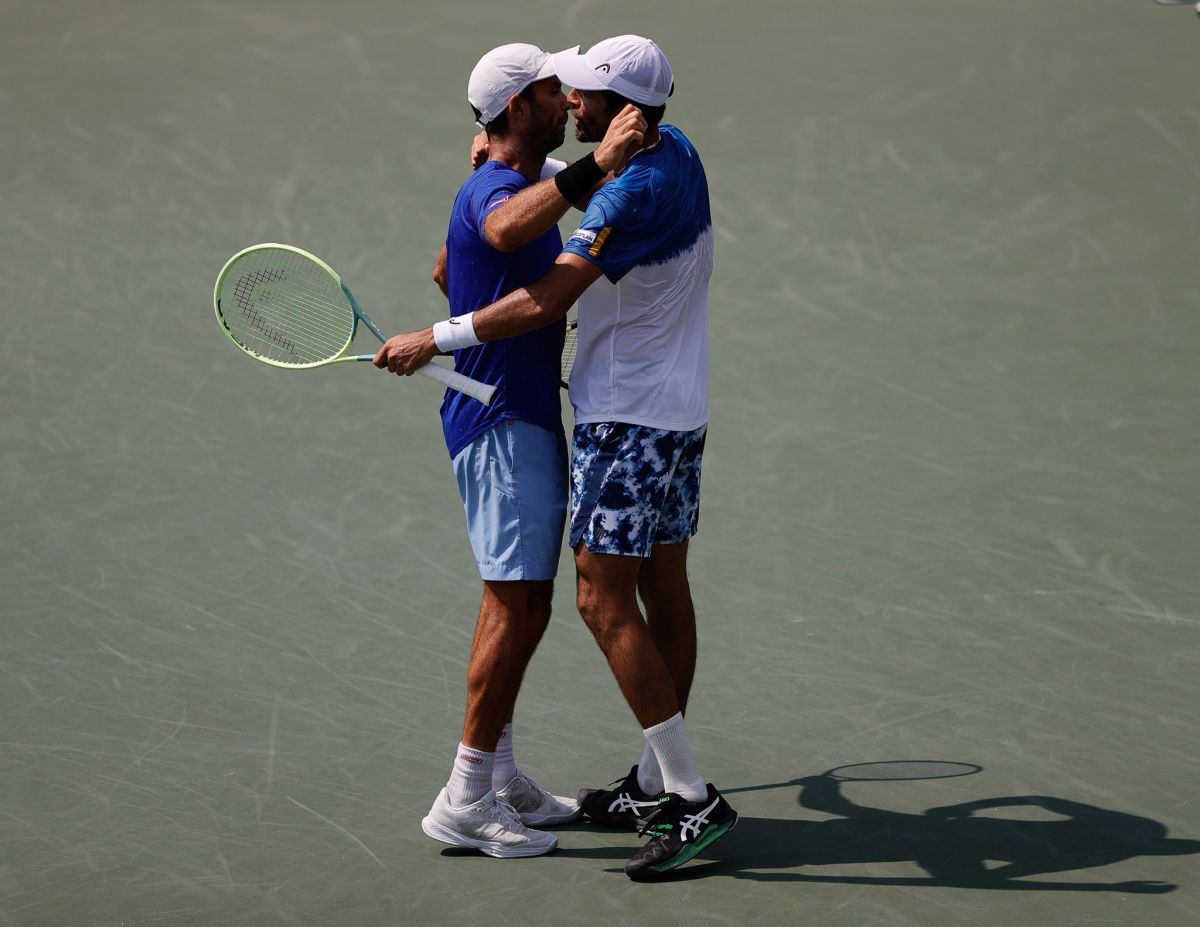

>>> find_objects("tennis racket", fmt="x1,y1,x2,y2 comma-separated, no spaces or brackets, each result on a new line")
561,318,578,389
213,243,496,405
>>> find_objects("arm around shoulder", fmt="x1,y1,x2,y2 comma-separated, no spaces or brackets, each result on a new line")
472,253,603,340
482,178,575,253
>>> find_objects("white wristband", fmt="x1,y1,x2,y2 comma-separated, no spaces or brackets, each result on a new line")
432,312,482,351
540,158,569,181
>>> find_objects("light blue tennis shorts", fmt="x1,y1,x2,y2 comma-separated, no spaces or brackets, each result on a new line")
452,420,568,581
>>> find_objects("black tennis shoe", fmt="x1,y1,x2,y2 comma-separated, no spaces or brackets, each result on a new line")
577,765,663,830
624,784,737,881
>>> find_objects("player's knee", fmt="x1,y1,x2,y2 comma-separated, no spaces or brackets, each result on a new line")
576,588,629,652
575,582,605,635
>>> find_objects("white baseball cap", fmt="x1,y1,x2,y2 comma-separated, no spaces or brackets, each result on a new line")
467,42,579,129
551,35,673,107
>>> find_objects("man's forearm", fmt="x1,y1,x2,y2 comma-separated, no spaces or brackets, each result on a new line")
374,256,601,376
472,267,578,341
484,180,573,253
447,257,600,344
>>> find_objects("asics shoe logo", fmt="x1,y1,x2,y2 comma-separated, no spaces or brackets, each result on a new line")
608,792,659,814
679,797,720,842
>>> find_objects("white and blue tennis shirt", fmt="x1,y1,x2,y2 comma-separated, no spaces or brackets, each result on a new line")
562,124,714,433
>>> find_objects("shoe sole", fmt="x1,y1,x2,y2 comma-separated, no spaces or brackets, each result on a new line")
421,816,558,859
625,812,738,881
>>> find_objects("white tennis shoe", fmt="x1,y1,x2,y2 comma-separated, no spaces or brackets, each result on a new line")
496,771,582,826
421,788,558,858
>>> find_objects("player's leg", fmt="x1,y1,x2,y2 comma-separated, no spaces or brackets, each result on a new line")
422,422,575,858
574,546,680,728
574,543,736,877
637,540,696,713
573,545,698,820
574,545,702,794
631,425,705,793
639,422,706,714
631,541,695,795
465,580,580,825
569,423,734,877
460,579,552,752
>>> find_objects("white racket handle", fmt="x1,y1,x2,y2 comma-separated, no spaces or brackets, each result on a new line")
416,360,496,406
353,354,495,405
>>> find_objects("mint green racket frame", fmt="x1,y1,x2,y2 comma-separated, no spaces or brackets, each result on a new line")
213,243,495,405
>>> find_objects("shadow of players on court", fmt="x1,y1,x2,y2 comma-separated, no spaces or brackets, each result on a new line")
676,768,1200,890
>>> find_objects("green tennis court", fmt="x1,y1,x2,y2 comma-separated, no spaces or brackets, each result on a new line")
2,1,1198,924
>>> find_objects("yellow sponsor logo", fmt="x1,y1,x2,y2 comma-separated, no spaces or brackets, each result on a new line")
589,227,613,257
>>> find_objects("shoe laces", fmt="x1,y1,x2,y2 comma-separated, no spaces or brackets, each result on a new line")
490,796,525,830
514,772,548,799
636,797,678,840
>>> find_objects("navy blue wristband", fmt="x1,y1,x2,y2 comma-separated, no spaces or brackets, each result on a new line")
554,152,604,204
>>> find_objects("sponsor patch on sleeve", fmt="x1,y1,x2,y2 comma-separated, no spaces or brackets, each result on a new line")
569,227,613,257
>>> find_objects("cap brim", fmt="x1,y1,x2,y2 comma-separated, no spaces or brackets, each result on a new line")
550,47,608,91
538,45,579,81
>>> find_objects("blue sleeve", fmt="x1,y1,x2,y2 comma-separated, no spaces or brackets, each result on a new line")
469,170,526,242
562,176,653,282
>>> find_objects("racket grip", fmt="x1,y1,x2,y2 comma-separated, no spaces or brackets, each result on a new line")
416,361,497,406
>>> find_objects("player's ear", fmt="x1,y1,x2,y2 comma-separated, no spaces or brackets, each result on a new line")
507,93,529,125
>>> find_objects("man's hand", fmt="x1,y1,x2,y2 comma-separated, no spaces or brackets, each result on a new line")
373,329,439,376
594,104,647,174
470,131,489,170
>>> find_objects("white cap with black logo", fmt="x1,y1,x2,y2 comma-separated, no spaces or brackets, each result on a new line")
551,35,673,106
467,42,579,129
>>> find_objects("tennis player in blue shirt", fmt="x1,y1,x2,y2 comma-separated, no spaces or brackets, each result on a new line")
416,42,648,860
380,36,736,880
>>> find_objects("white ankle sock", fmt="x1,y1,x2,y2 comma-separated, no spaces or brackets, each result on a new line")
636,739,665,795
642,712,707,802
446,742,494,808
492,723,518,789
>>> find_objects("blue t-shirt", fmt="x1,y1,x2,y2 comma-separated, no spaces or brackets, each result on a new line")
441,161,566,458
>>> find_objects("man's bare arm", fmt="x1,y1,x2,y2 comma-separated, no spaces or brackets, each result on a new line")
373,253,603,375
432,243,449,298
473,254,602,340
482,104,646,253
483,180,576,253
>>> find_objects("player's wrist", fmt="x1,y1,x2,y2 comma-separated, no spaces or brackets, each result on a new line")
554,152,604,204
432,312,482,351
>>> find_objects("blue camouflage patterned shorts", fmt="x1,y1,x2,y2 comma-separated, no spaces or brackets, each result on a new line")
569,422,707,557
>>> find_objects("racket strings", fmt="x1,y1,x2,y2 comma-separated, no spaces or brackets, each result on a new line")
218,249,354,364
224,269,347,360
561,319,578,388
232,257,348,356
231,269,301,354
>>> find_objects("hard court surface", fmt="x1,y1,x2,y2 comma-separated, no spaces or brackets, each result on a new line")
2,1,1198,925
